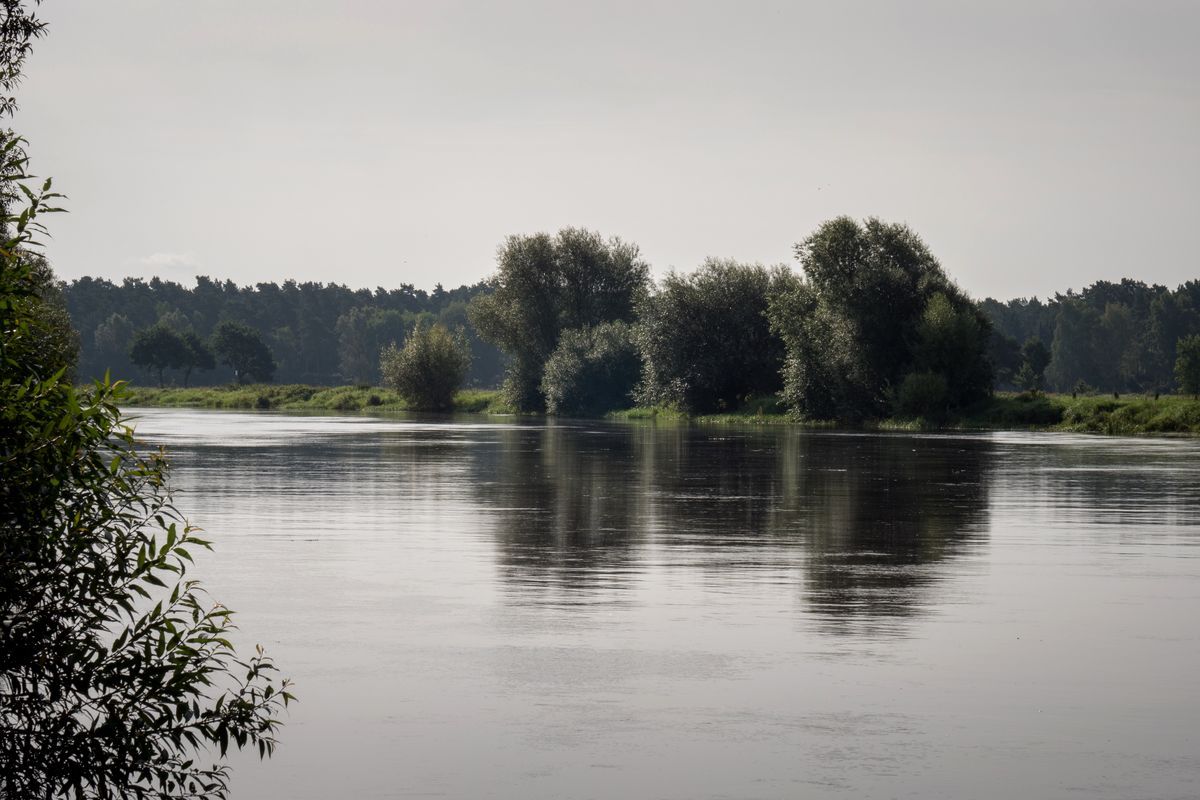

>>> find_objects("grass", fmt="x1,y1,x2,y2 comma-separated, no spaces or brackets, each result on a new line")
609,392,1200,435
911,392,1200,435
119,384,513,415
118,384,1200,435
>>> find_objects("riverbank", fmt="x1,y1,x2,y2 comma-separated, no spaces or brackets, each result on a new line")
118,384,1200,435
119,384,513,414
609,392,1200,435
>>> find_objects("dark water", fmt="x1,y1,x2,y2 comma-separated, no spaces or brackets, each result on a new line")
129,408,1200,800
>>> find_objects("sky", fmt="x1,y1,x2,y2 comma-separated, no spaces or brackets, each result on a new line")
16,0,1199,300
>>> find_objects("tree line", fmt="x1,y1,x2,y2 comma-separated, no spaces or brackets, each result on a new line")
60,233,1200,409
468,220,996,420
982,279,1200,394
62,275,505,388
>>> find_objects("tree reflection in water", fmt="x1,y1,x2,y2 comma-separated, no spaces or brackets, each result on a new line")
473,422,994,632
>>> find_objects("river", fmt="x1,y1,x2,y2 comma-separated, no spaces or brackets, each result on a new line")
128,408,1200,799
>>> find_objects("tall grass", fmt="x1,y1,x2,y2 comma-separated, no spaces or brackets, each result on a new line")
120,384,512,414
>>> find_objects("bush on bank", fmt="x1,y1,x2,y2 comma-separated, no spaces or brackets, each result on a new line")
541,321,641,416
379,322,472,411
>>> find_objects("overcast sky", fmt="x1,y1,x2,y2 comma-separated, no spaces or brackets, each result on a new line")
17,0,1199,300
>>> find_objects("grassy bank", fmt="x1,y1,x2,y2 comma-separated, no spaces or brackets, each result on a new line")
118,384,1200,435
611,393,1200,435
954,392,1200,435
119,384,512,415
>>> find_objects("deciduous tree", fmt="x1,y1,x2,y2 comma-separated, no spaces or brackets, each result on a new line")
1175,334,1200,397
211,321,276,384
470,228,648,411
129,323,189,387
636,259,791,413
379,322,471,411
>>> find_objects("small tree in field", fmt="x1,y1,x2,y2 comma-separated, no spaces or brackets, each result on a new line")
380,322,471,411
1176,335,1200,397
211,321,275,384
180,330,215,387
129,323,189,387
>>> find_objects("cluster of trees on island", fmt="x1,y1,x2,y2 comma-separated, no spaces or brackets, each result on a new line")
60,230,1200,417
467,220,996,419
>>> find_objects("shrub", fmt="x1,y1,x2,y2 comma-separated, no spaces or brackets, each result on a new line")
636,259,791,413
541,321,641,416
895,371,949,418
380,323,471,411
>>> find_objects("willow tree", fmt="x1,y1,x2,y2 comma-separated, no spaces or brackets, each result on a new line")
470,228,648,411
769,217,992,421
635,259,792,413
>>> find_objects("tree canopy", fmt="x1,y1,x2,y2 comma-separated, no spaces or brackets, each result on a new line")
636,259,791,413
1176,334,1200,397
379,322,471,411
470,228,648,411
542,320,641,416
769,217,992,420
211,321,276,384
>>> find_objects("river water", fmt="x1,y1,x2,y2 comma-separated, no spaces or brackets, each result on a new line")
128,408,1200,800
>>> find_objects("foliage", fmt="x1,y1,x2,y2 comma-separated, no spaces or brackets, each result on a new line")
1015,337,1051,392
60,276,506,389
335,305,420,385
180,331,215,387
988,330,1022,387
1176,334,1200,397
470,228,648,411
116,384,512,414
5,250,77,380
984,278,1200,394
636,259,790,413
911,292,993,406
210,321,275,384
541,321,640,416
129,323,189,387
1,15,292,794
769,217,992,421
379,322,472,411
894,370,949,419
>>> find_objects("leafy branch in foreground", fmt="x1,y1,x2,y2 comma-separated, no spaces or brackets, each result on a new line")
1,4,292,795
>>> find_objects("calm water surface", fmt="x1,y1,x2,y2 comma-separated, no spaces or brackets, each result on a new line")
129,408,1200,800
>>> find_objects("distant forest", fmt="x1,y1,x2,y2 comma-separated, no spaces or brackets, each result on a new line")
63,276,506,387
982,279,1200,393
62,272,1200,395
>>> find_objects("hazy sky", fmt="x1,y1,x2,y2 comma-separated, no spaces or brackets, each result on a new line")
18,1,1199,299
